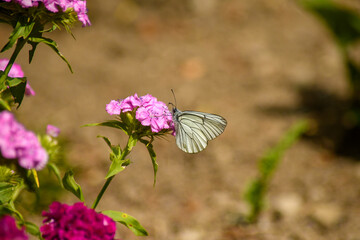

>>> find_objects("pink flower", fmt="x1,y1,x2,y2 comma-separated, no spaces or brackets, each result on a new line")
0,111,48,170
106,100,121,115
0,215,28,240
25,82,35,96
0,59,24,78
41,202,116,240
3,0,91,26
46,125,60,137
136,101,173,132
107,93,174,133
73,0,91,26
120,93,141,112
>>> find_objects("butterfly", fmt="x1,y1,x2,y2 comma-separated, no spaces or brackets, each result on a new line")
171,106,227,153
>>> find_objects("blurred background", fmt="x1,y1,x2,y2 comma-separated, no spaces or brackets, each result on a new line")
1,0,360,239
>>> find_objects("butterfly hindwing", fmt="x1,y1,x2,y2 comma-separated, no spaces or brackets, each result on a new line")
173,109,227,153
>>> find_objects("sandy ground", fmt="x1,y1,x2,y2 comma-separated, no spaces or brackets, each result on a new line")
1,0,360,239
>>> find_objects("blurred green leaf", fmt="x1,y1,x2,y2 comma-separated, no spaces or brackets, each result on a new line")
102,210,148,236
244,120,309,223
1,20,35,52
28,37,73,73
8,77,26,108
24,221,44,239
258,120,309,179
0,204,24,223
47,163,63,187
139,139,158,186
83,121,128,135
300,0,360,47
62,170,84,202
0,183,16,204
0,98,11,111
106,155,130,179
98,135,113,149
0,166,23,204
346,58,360,97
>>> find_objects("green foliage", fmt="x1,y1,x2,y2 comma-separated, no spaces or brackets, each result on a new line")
102,210,149,236
244,120,309,223
0,166,23,204
300,0,360,48
24,221,44,239
62,170,84,202
86,111,167,185
299,0,360,128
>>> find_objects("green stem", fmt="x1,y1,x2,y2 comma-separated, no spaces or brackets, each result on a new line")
91,135,135,210
0,38,27,90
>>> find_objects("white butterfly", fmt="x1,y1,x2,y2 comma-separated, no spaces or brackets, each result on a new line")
172,107,227,153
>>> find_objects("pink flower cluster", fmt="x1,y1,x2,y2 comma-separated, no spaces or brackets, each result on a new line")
46,124,60,137
0,111,48,170
0,215,28,240
106,94,174,133
0,58,35,96
1,0,90,26
41,202,116,240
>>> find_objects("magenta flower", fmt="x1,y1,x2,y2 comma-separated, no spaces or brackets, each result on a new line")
0,59,24,78
46,125,60,137
2,0,91,26
106,100,121,115
0,111,48,170
0,58,35,96
41,202,116,240
136,101,173,133
24,83,35,96
120,93,141,112
0,215,29,240
106,93,174,133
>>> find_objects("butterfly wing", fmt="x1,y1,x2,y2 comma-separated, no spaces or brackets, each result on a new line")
174,110,227,153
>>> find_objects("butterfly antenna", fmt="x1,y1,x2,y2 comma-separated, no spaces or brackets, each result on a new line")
171,89,177,108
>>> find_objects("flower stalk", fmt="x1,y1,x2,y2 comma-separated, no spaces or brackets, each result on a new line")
0,38,26,90
91,135,137,210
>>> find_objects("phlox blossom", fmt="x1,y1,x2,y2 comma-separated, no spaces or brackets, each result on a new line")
1,0,91,26
46,124,60,137
0,215,28,240
0,111,48,170
41,202,116,240
106,93,174,133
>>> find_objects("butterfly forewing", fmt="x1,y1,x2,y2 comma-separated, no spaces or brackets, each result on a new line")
173,109,227,153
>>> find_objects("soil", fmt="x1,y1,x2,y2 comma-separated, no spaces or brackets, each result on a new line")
1,0,360,239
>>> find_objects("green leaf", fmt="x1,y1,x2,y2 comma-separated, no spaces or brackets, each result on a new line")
97,135,113,149
0,182,16,204
84,121,128,134
243,178,266,223
300,0,360,47
62,170,84,202
127,134,138,151
8,79,26,108
28,37,73,73
0,166,23,204
105,157,130,179
0,205,24,223
258,120,309,178
47,163,63,187
27,22,44,64
140,139,158,186
1,20,35,52
0,98,11,111
28,41,39,64
24,221,43,239
102,210,148,236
